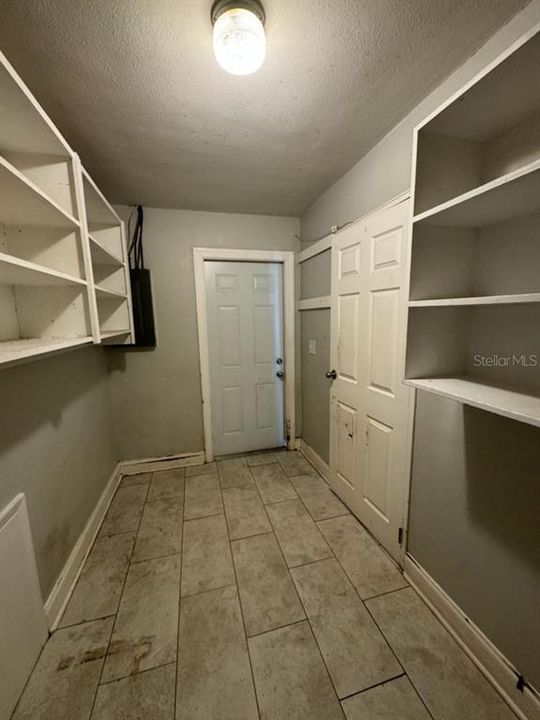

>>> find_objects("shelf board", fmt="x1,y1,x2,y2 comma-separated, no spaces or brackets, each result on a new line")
83,168,121,228
0,253,87,287
409,293,540,307
405,376,540,427
0,156,79,228
95,285,127,300
100,329,130,340
414,161,540,228
0,336,93,368
89,234,124,267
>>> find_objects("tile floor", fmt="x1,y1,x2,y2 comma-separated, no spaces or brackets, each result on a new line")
12,450,516,720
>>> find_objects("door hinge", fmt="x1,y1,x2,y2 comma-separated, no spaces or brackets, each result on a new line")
398,527,404,545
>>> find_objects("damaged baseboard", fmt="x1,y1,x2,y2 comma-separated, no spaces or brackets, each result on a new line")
44,449,204,630
404,554,540,720
296,438,329,482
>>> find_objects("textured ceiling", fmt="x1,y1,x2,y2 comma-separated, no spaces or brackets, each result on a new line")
0,0,529,215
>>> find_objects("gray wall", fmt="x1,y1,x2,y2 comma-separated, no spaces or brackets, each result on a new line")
108,207,299,460
0,349,117,598
300,1,540,688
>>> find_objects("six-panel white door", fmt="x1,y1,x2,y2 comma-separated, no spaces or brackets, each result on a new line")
205,261,285,455
329,199,414,561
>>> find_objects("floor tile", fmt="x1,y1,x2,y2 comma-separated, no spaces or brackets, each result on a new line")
245,452,277,467
366,587,516,720
186,462,217,476
120,472,153,488
13,617,113,720
289,474,349,521
184,473,223,520
60,533,135,627
92,664,175,720
177,585,259,720
232,532,305,636
222,483,272,539
132,495,183,562
102,554,180,682
181,514,235,596
217,456,253,488
318,515,407,598
99,485,148,537
266,499,332,567
148,467,185,501
276,450,318,477
248,621,343,720
341,676,430,720
251,462,297,504
291,558,401,698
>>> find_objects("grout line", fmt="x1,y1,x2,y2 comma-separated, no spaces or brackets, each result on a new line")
55,613,116,632
183,510,224,523
337,671,406,701
287,554,334,570
98,660,177,687
246,617,307,641
229,528,274,544
361,584,410,603
180,582,237,601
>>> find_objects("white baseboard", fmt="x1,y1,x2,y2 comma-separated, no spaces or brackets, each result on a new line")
297,438,329,482
404,554,540,720
44,450,204,630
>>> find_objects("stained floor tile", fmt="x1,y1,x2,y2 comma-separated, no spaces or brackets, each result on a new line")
232,532,305,636
217,457,253,488
60,533,135,627
276,450,318,477
222,483,271,539
291,558,401,698
186,462,217,476
92,664,176,720
245,452,277,467
120,472,153,488
99,485,148,537
318,515,407,598
341,676,430,720
184,473,223,520
177,585,258,720
289,474,348,521
132,495,183,562
13,617,113,720
267,499,332,567
181,514,235,596
366,587,516,720
102,554,180,682
248,621,343,720
148,467,185,501
251,462,297,504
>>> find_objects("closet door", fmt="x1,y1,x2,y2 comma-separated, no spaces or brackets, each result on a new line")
329,199,414,562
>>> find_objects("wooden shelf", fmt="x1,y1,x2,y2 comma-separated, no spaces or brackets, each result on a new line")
405,376,540,428
100,330,130,340
95,285,127,300
83,169,121,228
409,293,540,307
0,156,79,228
89,234,123,267
414,161,540,228
0,253,87,287
0,336,93,368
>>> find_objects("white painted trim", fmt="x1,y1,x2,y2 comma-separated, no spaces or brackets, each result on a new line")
297,296,331,311
193,247,296,462
404,555,540,720
296,235,332,263
297,438,329,482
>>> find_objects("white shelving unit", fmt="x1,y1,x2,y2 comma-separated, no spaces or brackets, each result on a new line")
0,49,134,367
405,28,540,427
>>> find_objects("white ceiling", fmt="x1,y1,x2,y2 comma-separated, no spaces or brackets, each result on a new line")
0,0,529,216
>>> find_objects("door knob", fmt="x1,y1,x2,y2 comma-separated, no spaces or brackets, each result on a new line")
325,369,337,380
276,370,285,379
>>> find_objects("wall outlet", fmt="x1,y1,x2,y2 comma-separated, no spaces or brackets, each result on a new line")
308,339,316,355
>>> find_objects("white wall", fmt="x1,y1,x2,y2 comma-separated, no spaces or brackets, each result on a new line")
300,0,540,690
107,207,299,460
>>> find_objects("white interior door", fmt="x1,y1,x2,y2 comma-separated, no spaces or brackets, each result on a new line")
205,260,285,456
329,199,414,562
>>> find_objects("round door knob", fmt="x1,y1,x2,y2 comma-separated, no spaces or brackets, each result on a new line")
325,369,337,379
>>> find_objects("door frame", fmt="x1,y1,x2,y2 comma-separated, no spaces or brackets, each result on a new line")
193,247,296,462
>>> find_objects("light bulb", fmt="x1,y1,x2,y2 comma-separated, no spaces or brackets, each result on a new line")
213,7,266,76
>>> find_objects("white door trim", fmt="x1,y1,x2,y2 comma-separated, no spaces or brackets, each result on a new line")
194,247,296,462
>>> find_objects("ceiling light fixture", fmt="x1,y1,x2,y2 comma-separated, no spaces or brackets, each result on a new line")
211,0,266,76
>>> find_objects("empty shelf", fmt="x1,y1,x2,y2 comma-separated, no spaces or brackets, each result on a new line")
414,161,540,228
95,285,127,300
83,168,121,228
0,336,93,367
89,234,123,267
0,253,87,287
100,329,130,340
405,376,540,427
409,293,540,307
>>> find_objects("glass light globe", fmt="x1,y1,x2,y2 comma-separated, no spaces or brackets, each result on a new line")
213,7,266,76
